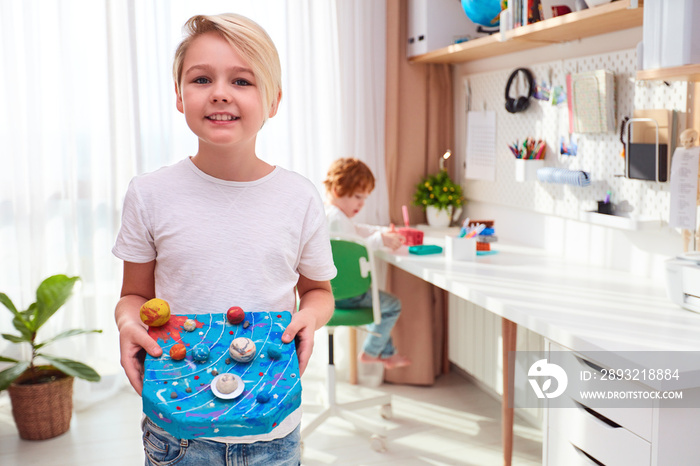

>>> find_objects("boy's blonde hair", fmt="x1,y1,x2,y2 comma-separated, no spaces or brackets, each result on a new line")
323,158,376,197
173,13,282,121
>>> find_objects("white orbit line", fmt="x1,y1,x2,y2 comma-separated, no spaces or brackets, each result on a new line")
220,312,277,417
242,312,298,418
175,312,263,415
167,312,296,423
145,314,215,380
259,355,300,418
203,311,290,419
151,314,226,390
157,314,228,411
151,314,227,385
165,315,232,407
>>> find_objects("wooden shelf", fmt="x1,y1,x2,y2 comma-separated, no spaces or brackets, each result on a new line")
409,0,643,65
636,64,700,82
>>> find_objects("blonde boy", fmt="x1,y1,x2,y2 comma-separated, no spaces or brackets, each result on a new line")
114,14,336,465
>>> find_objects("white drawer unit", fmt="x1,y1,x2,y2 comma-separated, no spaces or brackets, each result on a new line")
548,427,635,466
546,341,653,466
548,396,651,466
565,351,653,441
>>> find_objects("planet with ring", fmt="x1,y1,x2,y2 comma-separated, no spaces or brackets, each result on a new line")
210,373,244,400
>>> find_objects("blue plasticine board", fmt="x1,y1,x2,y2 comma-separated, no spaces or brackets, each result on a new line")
142,311,301,439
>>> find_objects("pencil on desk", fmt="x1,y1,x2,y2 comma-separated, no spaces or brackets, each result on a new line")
402,205,410,228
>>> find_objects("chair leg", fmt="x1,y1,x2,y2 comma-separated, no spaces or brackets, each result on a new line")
327,332,336,406
301,327,392,449
301,405,332,440
337,406,388,435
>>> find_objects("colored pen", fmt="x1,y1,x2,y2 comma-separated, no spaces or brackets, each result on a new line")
402,205,410,228
465,223,486,239
536,141,545,159
458,217,471,237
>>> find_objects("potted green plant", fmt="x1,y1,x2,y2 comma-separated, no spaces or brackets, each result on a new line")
412,169,464,227
0,274,101,440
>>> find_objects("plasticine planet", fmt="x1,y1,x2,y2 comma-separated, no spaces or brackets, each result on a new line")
140,298,171,327
227,306,245,324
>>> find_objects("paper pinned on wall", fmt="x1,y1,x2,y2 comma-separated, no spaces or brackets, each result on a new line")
465,110,496,181
669,146,700,230
570,70,615,133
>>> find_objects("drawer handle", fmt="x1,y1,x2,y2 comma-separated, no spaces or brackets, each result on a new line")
573,444,606,466
575,355,605,373
574,400,621,428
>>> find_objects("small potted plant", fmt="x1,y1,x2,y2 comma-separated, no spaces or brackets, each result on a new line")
0,275,101,440
412,169,464,227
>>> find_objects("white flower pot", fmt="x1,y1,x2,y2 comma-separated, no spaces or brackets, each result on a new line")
426,205,459,227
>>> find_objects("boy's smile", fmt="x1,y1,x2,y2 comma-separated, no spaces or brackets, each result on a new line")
176,32,270,152
206,112,238,122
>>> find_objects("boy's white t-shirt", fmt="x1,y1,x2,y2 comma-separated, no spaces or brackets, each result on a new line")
113,158,337,443
325,204,386,251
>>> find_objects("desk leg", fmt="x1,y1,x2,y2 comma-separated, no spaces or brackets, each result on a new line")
349,327,358,385
502,318,517,466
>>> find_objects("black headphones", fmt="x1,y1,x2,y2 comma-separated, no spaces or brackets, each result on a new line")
504,68,535,114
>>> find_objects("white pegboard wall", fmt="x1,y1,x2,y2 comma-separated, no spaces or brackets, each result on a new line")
461,48,689,222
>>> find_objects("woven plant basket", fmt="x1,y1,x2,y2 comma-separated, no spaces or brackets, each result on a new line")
8,367,74,440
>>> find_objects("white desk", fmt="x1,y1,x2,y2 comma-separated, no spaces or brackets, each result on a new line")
375,240,700,466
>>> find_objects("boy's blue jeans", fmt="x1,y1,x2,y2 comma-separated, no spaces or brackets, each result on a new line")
335,290,402,359
142,417,300,465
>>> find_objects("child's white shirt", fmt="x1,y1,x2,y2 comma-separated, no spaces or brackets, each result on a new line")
325,204,386,251
113,157,336,443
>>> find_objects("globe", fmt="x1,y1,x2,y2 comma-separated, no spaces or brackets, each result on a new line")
461,0,503,27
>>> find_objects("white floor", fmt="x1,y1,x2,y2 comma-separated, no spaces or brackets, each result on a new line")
0,369,542,466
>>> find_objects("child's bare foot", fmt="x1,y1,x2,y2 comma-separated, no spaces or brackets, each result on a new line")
359,352,411,370
381,354,411,369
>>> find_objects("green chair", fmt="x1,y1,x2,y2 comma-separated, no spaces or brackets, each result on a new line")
301,237,392,452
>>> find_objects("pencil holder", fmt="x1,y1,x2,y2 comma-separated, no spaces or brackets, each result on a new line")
445,236,476,261
514,159,545,182
597,201,614,215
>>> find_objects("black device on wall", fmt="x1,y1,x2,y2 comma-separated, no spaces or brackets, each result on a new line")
504,68,535,114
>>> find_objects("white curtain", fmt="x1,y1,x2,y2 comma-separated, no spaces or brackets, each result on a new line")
336,0,388,226
0,0,386,405
0,0,125,405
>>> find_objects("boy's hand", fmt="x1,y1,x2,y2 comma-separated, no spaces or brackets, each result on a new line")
116,261,160,395
282,311,317,376
289,275,334,376
118,319,162,395
382,224,404,251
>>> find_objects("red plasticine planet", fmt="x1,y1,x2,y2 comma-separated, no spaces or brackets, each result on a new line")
227,306,245,324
